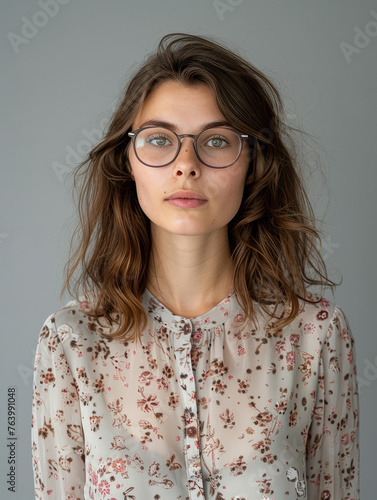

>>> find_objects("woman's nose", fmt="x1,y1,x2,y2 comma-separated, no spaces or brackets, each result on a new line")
174,137,202,169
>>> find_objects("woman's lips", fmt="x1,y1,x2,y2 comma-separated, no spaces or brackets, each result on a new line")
165,198,208,208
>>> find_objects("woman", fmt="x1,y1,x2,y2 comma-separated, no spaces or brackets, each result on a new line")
31,33,360,499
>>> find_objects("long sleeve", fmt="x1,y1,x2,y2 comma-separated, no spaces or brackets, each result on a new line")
31,313,86,499
305,304,360,499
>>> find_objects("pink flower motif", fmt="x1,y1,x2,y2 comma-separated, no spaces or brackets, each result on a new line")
347,349,353,364
238,347,246,356
112,458,127,473
97,462,107,477
275,341,286,354
290,333,299,344
340,328,350,341
286,351,295,364
91,471,98,486
303,322,316,335
219,305,229,317
98,479,110,495
156,376,169,391
192,330,204,343
341,433,349,445
320,298,331,308
234,311,245,323
79,300,89,309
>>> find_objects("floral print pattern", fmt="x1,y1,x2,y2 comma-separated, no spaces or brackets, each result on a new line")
31,288,360,499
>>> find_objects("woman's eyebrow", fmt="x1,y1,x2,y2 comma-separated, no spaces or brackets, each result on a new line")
138,119,232,131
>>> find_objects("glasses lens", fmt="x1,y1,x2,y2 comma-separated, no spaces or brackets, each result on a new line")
197,128,241,167
134,127,241,167
134,127,178,166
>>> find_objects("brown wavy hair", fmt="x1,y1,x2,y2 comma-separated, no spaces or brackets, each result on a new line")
60,32,341,345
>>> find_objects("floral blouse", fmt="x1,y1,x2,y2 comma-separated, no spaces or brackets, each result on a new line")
31,288,360,499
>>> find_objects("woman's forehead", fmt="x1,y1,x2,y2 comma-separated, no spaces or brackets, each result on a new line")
132,81,225,131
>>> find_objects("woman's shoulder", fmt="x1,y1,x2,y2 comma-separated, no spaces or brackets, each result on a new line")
40,295,96,342
254,290,339,327
291,292,352,351
298,291,338,324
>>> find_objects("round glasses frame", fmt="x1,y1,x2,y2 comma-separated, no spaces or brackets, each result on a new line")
127,126,254,169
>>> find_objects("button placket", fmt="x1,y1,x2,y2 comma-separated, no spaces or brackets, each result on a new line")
174,319,205,497
142,288,241,499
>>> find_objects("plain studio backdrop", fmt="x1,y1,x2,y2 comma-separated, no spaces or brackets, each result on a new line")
1,0,376,497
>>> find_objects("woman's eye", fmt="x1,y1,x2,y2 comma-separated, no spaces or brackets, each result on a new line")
206,137,228,148
147,136,172,147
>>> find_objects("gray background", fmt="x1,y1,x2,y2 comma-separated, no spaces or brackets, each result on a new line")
1,0,376,498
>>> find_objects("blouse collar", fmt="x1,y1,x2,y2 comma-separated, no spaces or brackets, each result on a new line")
142,287,243,331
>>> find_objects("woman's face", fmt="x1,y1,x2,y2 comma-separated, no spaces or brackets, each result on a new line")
127,80,251,237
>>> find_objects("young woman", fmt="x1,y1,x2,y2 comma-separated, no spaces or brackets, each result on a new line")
31,33,360,500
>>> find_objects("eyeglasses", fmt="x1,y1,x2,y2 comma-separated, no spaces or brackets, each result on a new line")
127,126,253,169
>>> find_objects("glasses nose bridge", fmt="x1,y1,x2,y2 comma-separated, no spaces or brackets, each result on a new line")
175,132,199,157
176,132,197,144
